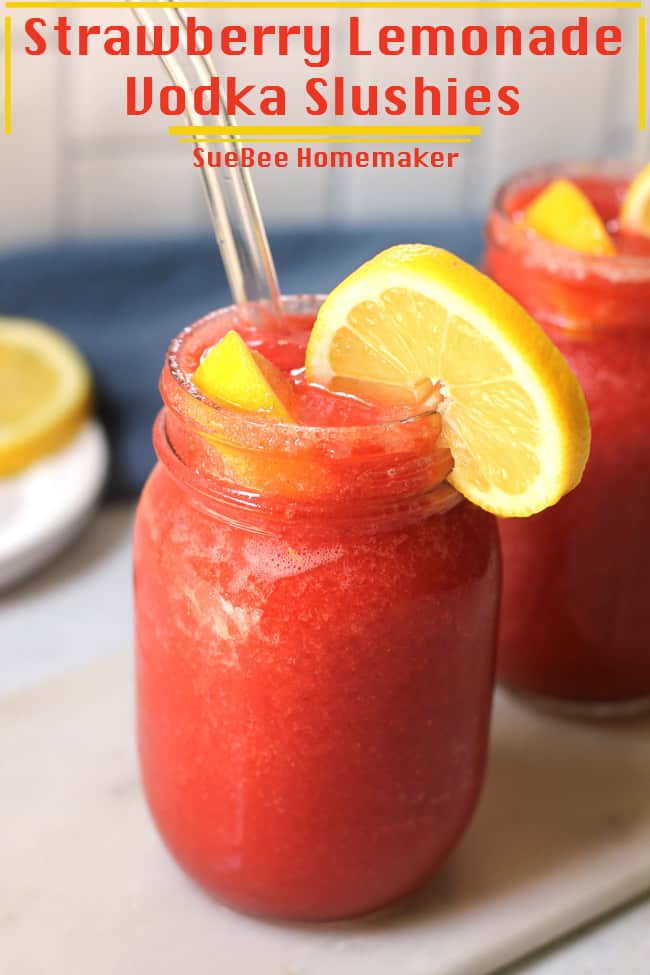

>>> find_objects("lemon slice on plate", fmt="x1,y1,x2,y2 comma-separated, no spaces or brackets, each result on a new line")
522,178,616,255
619,162,650,237
305,245,591,517
0,318,92,476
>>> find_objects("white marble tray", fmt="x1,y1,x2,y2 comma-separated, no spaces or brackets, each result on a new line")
3,652,650,975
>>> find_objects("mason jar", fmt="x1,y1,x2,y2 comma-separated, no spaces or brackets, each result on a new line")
484,163,650,715
134,296,500,920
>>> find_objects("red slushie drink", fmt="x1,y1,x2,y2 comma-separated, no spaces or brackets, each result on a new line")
485,163,650,713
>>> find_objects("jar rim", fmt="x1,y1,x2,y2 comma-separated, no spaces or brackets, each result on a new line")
154,411,462,530
158,295,461,524
165,294,438,446
490,161,650,284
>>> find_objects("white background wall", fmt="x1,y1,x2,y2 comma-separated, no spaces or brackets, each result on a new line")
0,5,645,250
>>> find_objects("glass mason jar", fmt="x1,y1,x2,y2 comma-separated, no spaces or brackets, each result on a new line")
134,296,500,921
484,163,650,715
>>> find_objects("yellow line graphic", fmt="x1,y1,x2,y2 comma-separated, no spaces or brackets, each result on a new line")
640,15,647,131
3,17,11,136
4,2,644,8
170,124,481,136
180,137,473,143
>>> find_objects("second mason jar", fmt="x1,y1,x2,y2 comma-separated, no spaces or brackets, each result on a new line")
484,163,650,715
134,296,500,921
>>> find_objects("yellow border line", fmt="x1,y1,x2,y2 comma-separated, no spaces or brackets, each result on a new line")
640,15,647,131
180,137,472,142
170,124,481,135
3,17,11,136
4,2,643,8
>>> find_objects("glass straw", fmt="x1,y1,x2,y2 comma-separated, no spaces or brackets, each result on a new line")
132,5,283,322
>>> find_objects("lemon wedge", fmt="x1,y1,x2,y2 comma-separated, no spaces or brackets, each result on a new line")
305,245,591,517
0,318,92,477
193,329,293,421
619,162,650,237
192,330,302,494
522,178,615,256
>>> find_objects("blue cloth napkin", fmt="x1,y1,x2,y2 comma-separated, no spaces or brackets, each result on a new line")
0,223,483,498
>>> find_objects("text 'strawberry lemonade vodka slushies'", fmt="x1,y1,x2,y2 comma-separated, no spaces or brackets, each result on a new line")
134,247,590,920
485,163,650,713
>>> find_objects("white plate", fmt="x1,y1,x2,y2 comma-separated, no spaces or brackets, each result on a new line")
0,420,109,589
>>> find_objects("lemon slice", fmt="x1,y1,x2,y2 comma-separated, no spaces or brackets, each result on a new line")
305,245,590,517
0,318,92,477
193,329,293,421
523,178,616,255
619,162,650,237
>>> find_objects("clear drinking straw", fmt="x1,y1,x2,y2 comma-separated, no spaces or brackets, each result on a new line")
132,6,283,322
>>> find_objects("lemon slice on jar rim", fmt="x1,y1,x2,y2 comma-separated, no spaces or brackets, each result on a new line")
522,179,616,256
619,162,650,237
305,244,591,518
193,329,294,421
